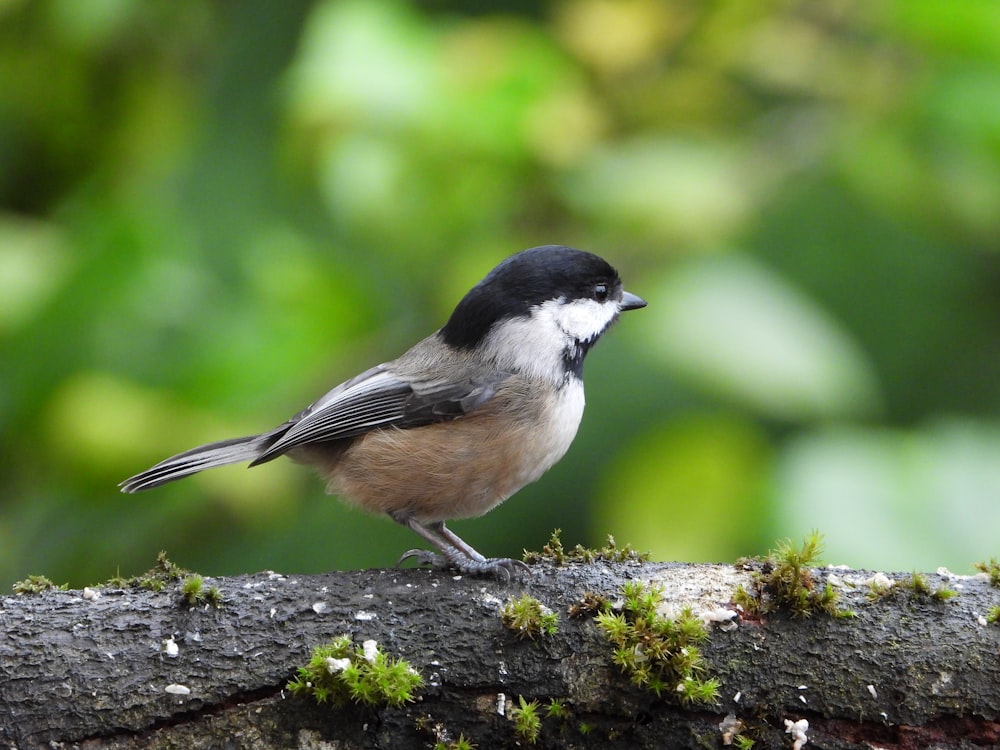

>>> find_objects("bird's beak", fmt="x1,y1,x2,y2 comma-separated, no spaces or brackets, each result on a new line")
620,291,647,311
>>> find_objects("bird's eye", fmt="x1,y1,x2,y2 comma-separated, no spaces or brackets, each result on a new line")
593,283,609,302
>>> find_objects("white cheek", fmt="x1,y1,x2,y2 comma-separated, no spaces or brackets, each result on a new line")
482,298,618,383
542,298,619,343
484,315,565,383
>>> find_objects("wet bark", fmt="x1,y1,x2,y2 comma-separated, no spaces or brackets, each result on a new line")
2,561,999,749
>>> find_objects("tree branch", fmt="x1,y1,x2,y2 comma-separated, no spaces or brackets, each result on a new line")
2,560,999,749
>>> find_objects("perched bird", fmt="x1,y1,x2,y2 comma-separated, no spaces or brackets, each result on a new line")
121,245,646,578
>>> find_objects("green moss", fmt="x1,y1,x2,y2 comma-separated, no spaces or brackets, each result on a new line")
418,716,477,749
908,571,932,595
865,571,958,604
734,531,855,618
545,698,570,720
594,580,720,705
905,572,958,601
100,553,222,607
864,577,894,602
500,594,558,639
986,606,1000,624
523,528,650,566
973,558,1000,587
434,734,476,750
180,574,222,607
105,551,188,592
509,696,541,744
731,584,757,613
286,635,423,708
568,591,611,618
12,574,67,594
180,574,203,599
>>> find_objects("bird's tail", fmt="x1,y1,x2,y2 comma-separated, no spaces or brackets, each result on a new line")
119,431,284,493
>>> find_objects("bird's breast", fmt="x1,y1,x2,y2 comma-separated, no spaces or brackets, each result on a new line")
312,377,586,523
519,378,586,483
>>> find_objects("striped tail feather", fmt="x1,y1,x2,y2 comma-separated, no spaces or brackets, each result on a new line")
119,431,285,493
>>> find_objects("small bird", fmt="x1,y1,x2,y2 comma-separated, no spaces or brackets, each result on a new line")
121,245,646,578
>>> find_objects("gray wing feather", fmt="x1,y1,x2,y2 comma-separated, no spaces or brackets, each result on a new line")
120,362,508,491
249,365,507,464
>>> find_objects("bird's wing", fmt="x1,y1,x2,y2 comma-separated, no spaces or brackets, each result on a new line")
250,364,507,464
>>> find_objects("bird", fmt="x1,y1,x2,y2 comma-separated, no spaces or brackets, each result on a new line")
120,245,646,578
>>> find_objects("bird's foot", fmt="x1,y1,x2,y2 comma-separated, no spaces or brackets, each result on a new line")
397,548,529,581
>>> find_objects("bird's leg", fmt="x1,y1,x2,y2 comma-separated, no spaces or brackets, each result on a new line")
392,514,528,579
393,515,466,567
433,522,487,561
434,520,531,578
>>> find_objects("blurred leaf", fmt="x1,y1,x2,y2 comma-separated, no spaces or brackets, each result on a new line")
891,0,1000,59
287,0,435,129
553,0,684,75
434,19,579,157
642,254,882,421
836,124,929,220
562,138,754,245
0,214,72,333
593,412,772,562
42,371,299,522
291,2,581,247
42,371,213,473
775,419,1000,571
47,0,137,49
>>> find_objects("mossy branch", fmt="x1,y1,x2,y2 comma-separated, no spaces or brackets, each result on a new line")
4,549,1000,749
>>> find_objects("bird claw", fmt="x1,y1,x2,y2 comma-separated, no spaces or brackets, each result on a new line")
397,548,529,581
397,548,443,568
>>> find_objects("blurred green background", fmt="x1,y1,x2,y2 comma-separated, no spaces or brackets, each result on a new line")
2,0,999,588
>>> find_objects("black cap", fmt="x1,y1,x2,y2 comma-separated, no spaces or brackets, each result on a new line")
441,245,624,350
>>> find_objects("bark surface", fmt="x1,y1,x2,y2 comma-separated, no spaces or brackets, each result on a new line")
2,560,999,749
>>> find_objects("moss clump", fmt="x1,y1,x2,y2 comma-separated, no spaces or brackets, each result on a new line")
12,574,67,594
105,551,188,592
903,572,958,601
734,531,854,618
180,574,222,607
509,696,542,744
433,734,476,750
865,571,958,603
863,574,895,601
523,528,649,566
416,717,477,749
974,558,1000,587
102,552,222,607
545,698,570,720
986,606,1000,625
287,635,422,708
595,580,720,705
568,591,611,619
501,594,558,639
